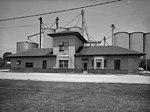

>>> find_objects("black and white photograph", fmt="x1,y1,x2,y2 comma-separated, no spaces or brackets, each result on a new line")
0,0,150,111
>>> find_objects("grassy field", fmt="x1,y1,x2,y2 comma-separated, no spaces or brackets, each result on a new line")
0,79,150,112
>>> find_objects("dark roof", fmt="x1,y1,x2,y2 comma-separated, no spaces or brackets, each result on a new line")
48,31,87,43
75,46,145,56
8,48,56,58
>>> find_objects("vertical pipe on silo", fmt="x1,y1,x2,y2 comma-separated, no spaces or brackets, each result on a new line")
129,33,131,49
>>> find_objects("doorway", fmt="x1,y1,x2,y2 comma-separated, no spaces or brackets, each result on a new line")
83,62,88,72
42,60,47,69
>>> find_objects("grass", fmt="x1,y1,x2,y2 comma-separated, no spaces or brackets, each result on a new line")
0,79,150,112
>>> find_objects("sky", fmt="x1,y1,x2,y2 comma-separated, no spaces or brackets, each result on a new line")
0,0,150,57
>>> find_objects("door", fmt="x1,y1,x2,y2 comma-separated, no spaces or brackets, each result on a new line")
42,60,47,69
83,62,87,71
114,60,120,70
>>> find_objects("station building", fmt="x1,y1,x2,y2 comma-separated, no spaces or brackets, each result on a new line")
8,31,145,74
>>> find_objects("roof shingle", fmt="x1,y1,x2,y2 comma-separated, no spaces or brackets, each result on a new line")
8,48,55,58
75,46,145,56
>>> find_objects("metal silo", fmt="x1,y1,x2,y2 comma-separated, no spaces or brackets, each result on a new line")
69,26,83,35
114,32,129,49
144,33,150,59
55,27,68,33
16,42,38,53
43,28,55,48
129,32,144,52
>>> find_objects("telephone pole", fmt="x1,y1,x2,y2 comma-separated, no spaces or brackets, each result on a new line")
104,37,106,46
39,17,42,48
56,17,59,28
81,9,84,37
111,24,115,45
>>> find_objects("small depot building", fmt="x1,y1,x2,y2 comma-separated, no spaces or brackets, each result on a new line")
8,31,145,74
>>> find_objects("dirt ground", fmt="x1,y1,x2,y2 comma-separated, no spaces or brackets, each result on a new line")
0,71,150,84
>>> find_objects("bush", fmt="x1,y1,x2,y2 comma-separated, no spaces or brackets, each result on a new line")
139,59,150,71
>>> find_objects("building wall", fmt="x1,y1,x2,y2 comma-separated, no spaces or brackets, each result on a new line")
53,35,84,51
11,57,56,69
75,56,91,69
127,56,139,73
105,56,128,69
75,55,140,73
53,35,84,69
54,46,75,68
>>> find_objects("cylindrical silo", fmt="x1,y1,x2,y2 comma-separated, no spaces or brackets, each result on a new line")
55,27,68,33
144,33,150,59
69,26,83,35
43,28,55,48
129,32,144,52
16,42,38,53
114,32,129,49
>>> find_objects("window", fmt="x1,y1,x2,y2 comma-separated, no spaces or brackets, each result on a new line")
59,42,69,52
114,60,120,70
82,58,88,62
16,60,21,65
96,62,101,68
25,62,33,68
96,59,102,69
59,60,68,68
59,42,64,51
104,59,107,68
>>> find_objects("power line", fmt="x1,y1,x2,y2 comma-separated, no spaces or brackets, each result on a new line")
0,0,122,22
0,21,59,30
76,15,81,26
0,24,38,29
63,13,81,27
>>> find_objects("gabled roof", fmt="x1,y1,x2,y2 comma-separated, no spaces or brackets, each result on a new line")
75,46,145,56
48,31,87,43
7,48,56,58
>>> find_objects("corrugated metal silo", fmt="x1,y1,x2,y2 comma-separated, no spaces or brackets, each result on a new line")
114,32,129,49
43,28,55,48
69,26,83,35
55,27,68,33
129,32,144,52
16,42,38,53
144,33,150,59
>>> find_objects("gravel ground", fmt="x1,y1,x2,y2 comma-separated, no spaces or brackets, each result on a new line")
0,71,150,84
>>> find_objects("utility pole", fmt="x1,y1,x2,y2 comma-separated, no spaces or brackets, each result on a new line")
104,37,106,46
146,58,148,74
56,17,59,29
39,17,42,48
81,9,84,37
111,24,115,45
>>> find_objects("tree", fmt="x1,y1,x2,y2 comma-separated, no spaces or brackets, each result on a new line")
3,52,12,60
2,52,12,68
0,57,5,67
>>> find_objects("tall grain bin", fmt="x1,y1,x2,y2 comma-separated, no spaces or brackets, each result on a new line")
55,27,68,33
144,33,150,59
69,26,83,35
129,32,144,52
43,28,55,48
114,32,129,49
16,42,38,53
